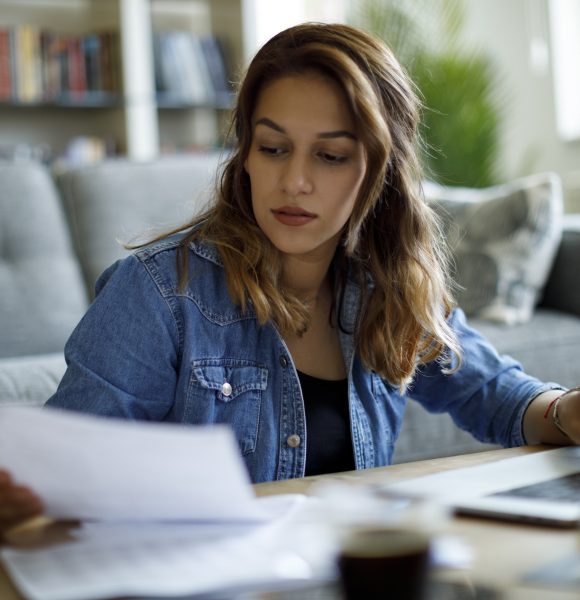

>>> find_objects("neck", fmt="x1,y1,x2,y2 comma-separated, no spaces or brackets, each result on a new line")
281,253,334,305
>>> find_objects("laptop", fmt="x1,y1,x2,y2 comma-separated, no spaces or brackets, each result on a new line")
382,447,580,528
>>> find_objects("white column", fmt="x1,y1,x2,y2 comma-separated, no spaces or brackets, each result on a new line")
119,0,159,160
549,0,580,141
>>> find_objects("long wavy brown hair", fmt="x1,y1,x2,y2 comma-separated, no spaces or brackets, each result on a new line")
152,22,461,389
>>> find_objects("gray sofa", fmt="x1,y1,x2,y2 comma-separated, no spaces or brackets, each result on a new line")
1,156,579,464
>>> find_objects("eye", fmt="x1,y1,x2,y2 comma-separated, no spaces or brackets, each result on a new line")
318,151,347,165
258,145,287,157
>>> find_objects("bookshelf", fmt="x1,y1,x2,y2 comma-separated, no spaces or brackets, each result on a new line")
150,0,241,155
0,0,246,162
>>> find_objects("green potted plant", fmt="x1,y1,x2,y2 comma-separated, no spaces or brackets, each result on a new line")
351,0,504,188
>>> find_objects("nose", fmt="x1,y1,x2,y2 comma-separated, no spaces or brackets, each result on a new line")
280,154,313,196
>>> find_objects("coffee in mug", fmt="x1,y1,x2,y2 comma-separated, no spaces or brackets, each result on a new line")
337,527,431,600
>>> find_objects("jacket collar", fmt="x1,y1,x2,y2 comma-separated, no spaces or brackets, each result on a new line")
189,239,224,267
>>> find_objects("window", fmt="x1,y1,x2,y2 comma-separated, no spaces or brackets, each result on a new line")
549,0,580,141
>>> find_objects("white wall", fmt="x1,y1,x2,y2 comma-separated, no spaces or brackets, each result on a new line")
461,0,580,211
243,0,348,60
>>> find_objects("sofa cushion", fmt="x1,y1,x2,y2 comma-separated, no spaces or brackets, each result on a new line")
393,403,497,464
0,353,66,407
426,173,563,324
540,214,580,318
57,152,223,295
471,308,580,389
0,161,89,358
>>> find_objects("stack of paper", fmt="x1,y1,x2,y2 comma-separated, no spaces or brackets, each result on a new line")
0,407,326,600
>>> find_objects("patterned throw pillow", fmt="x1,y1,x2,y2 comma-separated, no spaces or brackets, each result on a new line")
425,173,563,324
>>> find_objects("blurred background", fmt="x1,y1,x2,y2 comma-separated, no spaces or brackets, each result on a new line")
0,0,578,211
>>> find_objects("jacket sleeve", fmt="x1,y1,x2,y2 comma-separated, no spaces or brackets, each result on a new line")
409,308,563,447
45,254,181,420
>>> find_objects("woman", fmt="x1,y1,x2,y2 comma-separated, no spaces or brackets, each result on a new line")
1,23,579,533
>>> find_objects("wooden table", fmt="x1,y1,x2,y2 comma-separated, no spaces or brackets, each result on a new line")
1,445,578,599
255,445,580,600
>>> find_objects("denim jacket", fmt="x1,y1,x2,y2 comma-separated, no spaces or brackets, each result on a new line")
46,237,557,483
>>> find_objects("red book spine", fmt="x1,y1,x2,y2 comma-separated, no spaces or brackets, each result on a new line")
0,28,12,101
67,36,86,96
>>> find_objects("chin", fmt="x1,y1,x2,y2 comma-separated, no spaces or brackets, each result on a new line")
269,233,337,260
268,237,314,256
257,217,339,259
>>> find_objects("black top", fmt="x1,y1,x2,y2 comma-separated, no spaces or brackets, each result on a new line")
297,370,355,476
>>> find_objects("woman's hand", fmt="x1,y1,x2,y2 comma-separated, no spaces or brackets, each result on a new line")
524,387,580,445
0,470,43,537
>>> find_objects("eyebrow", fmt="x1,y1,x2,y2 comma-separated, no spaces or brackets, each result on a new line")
255,117,357,140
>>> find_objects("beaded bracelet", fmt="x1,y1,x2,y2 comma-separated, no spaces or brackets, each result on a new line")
543,386,580,439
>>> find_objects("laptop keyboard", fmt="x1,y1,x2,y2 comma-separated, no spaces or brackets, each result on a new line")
493,472,580,503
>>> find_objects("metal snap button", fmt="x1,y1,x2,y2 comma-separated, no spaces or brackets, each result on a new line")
287,434,301,448
279,355,288,368
221,382,232,397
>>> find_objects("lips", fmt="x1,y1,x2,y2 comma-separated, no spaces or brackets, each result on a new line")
271,206,317,227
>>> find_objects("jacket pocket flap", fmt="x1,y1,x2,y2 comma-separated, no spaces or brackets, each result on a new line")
191,361,268,401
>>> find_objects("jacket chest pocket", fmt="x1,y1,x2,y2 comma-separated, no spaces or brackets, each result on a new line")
187,359,268,455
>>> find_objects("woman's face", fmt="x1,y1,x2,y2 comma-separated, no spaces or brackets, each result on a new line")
245,73,367,263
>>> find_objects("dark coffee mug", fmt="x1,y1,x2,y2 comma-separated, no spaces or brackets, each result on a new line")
337,527,431,600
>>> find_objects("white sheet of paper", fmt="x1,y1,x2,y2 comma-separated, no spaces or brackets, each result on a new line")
0,498,472,600
1,495,328,600
383,447,580,500
0,406,266,522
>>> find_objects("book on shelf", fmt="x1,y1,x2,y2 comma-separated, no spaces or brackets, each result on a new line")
82,33,102,93
99,30,121,95
41,31,59,99
199,35,233,106
154,30,233,107
0,24,120,105
67,36,87,96
0,28,12,100
15,24,42,103
155,31,207,105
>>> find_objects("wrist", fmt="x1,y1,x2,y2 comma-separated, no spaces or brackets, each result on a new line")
544,387,580,440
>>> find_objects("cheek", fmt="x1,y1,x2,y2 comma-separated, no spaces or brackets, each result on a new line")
347,161,367,213
245,155,274,194
335,169,365,216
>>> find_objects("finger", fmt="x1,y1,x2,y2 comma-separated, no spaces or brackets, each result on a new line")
0,470,13,487
2,485,42,505
0,505,43,534
0,509,43,536
0,487,43,518
0,502,41,523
